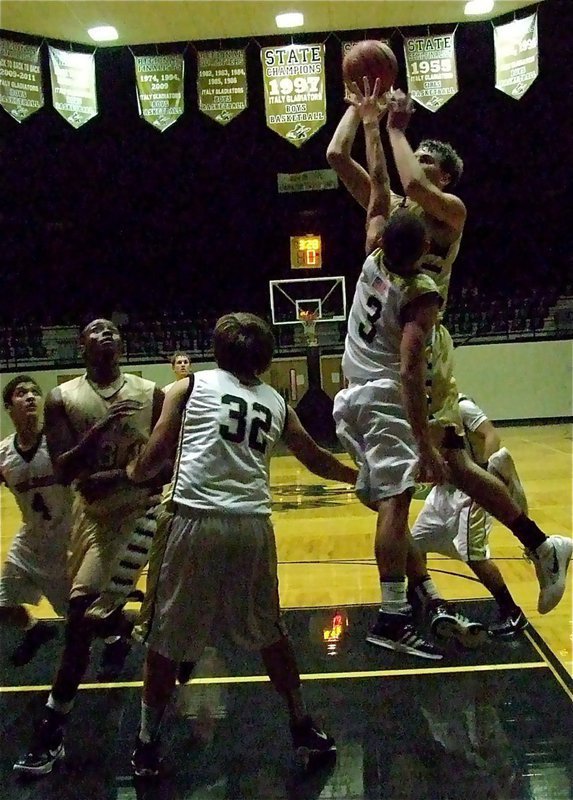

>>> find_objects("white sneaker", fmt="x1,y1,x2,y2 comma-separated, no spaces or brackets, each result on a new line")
530,536,573,614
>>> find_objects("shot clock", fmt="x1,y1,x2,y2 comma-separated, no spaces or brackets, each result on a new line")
290,235,322,269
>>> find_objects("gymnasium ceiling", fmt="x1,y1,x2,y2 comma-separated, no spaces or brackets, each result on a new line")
0,1,542,47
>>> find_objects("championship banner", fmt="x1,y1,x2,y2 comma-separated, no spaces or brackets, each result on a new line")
134,54,184,132
403,33,458,112
261,44,326,147
494,13,538,100
197,49,247,125
341,39,389,100
48,47,97,129
0,39,44,122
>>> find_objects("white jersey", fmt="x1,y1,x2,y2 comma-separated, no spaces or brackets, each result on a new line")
173,369,287,515
342,249,441,384
0,433,72,561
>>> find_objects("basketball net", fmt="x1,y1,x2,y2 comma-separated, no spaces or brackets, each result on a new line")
299,309,319,347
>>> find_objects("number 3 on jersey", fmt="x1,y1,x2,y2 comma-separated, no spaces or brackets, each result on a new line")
219,394,273,454
32,492,52,521
358,295,383,343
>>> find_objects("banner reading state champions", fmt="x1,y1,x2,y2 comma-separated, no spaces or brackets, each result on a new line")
261,44,326,147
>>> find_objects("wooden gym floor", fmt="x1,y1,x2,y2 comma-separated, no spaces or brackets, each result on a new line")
0,422,571,799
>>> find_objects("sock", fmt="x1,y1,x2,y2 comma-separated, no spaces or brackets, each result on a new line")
509,513,546,551
491,585,519,616
411,575,441,606
47,692,74,716
379,578,409,614
139,701,165,744
104,635,121,645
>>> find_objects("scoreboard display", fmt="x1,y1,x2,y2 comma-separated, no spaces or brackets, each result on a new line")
290,235,322,269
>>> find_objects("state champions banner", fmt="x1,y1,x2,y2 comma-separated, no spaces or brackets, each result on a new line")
0,39,44,122
261,44,326,147
134,54,184,132
197,49,247,125
48,47,97,129
404,33,458,112
494,13,538,100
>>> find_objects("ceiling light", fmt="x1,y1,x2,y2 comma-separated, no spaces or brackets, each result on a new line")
275,12,304,29
464,0,494,14
88,25,119,42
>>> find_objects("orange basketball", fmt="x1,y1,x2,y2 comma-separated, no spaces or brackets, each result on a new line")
342,40,398,93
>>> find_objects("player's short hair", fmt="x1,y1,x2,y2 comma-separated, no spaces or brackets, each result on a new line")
170,351,190,366
383,209,428,272
419,139,463,188
3,375,41,407
214,313,275,377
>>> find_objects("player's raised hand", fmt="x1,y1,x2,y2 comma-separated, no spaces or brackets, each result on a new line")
347,77,389,125
386,89,415,132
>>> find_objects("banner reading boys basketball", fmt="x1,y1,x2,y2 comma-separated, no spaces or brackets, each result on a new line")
48,47,98,129
0,39,44,122
197,49,247,125
134,54,184,132
494,13,538,100
261,44,326,147
403,33,458,112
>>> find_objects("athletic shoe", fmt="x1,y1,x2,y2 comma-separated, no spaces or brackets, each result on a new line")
13,713,65,776
177,661,195,685
489,607,528,638
97,637,132,681
290,716,336,768
11,622,58,667
366,611,443,660
428,602,488,649
528,535,573,614
132,735,162,777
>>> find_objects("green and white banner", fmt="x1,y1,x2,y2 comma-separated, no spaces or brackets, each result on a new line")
134,54,184,131
197,49,247,125
261,44,326,147
48,47,97,128
0,39,44,122
404,33,458,112
494,13,538,100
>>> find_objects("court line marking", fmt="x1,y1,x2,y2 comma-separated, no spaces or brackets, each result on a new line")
523,629,573,703
0,661,546,693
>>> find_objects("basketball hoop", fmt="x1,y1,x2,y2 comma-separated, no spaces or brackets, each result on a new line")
299,309,319,347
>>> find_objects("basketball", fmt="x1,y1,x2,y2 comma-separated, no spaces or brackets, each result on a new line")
342,40,398,93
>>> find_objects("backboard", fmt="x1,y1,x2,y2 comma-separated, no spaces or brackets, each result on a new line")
269,276,347,326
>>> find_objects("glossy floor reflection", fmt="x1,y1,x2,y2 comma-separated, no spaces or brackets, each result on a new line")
1,602,572,800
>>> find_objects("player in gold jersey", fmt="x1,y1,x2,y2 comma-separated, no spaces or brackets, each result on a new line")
14,319,165,777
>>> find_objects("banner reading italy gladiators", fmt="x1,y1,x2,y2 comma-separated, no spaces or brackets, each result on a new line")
404,33,458,112
261,44,326,147
197,49,247,125
494,13,538,100
48,47,97,128
134,54,184,132
0,39,44,122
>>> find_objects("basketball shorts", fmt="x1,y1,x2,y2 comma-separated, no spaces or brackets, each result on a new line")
143,508,285,663
427,323,463,432
0,530,70,616
132,502,174,642
333,380,418,505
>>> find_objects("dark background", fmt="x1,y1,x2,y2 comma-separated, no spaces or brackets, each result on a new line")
1,0,572,326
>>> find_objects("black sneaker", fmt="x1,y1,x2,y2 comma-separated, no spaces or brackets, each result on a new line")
366,611,443,660
489,607,528,638
428,603,487,650
177,661,195,685
290,716,336,768
13,713,65,776
11,622,58,667
132,735,161,777
97,637,132,681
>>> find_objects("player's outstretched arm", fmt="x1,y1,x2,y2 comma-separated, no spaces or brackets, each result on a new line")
283,407,357,485
326,105,371,211
387,91,465,238
127,378,190,483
